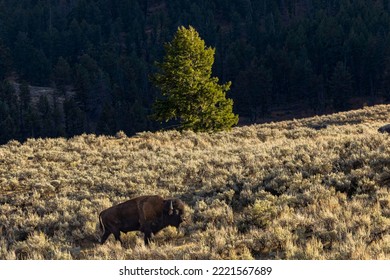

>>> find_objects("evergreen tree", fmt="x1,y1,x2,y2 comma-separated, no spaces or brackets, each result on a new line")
381,56,390,101
64,97,86,136
329,62,353,110
96,101,117,135
53,56,72,94
234,60,271,122
151,26,238,132
52,96,65,137
19,81,30,111
18,81,32,139
0,114,17,144
0,40,11,80
0,81,20,140
36,95,54,137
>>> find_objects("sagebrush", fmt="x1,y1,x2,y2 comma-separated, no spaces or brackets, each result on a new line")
0,105,389,259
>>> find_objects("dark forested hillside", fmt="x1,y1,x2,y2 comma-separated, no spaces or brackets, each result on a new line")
1,0,390,143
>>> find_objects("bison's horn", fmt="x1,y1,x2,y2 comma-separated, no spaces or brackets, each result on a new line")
169,200,173,215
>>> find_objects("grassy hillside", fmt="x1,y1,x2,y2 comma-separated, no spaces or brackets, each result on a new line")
0,105,389,260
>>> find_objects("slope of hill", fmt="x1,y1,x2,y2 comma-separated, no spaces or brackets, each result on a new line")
0,105,389,259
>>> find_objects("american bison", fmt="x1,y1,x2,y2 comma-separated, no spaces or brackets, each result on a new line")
99,195,186,245
378,124,390,133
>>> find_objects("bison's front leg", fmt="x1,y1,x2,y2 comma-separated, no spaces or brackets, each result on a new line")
113,229,122,245
100,229,122,245
100,230,111,245
144,231,152,245
140,222,153,245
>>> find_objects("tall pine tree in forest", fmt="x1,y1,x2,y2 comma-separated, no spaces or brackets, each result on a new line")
329,62,353,110
151,26,238,132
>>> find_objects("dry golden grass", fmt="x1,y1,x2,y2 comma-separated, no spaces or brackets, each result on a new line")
0,104,390,259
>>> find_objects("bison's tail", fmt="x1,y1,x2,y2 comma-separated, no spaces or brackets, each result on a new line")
99,212,105,233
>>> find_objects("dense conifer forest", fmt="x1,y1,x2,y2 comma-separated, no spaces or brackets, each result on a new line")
1,0,390,143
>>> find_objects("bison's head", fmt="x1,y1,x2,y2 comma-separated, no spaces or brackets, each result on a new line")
163,198,186,228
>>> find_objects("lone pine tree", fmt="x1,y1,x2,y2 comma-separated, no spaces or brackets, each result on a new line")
151,26,238,132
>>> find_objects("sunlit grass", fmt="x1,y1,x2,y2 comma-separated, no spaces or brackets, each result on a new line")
0,104,389,259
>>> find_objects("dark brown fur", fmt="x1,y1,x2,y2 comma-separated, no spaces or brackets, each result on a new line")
378,124,390,133
99,195,185,245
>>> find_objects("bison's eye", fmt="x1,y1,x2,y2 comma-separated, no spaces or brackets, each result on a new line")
175,209,180,215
